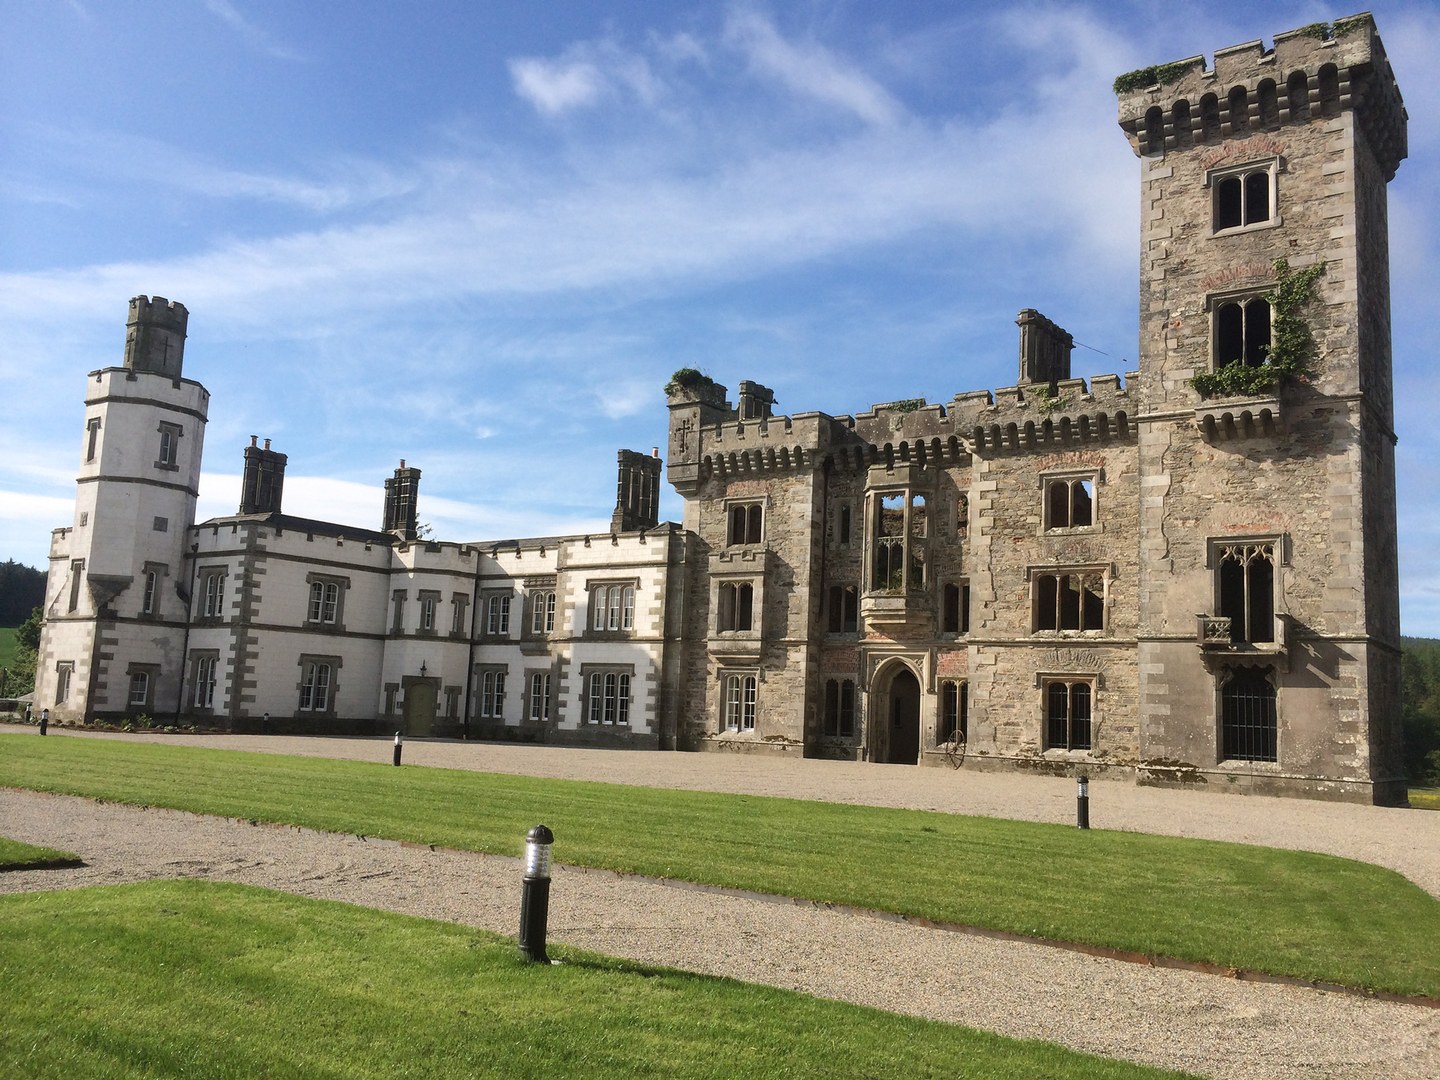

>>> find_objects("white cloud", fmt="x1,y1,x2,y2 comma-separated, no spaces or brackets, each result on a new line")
510,54,607,115
723,9,902,126
202,0,306,62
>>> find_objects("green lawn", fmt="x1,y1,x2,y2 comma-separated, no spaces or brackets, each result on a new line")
2,735,1438,997
0,626,18,674
1410,788,1440,811
0,880,1194,1079
0,836,78,870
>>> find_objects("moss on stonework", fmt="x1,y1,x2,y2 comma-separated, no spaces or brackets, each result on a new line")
1113,60,1192,95
665,367,717,396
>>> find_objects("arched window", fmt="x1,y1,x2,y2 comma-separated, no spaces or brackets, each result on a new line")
1143,105,1165,154
1257,79,1279,127
1217,542,1275,643
728,503,763,545
1318,64,1340,117
1199,93,1221,142
1214,166,1273,231
1214,296,1271,368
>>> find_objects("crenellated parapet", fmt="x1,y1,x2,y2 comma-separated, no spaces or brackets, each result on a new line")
1117,13,1406,180
671,371,1139,485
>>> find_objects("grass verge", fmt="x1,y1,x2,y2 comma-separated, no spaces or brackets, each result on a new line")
0,880,1195,1080
2,735,1438,997
1410,788,1440,811
0,836,79,870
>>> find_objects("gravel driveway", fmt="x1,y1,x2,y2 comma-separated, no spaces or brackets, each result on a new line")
2,728,1438,1079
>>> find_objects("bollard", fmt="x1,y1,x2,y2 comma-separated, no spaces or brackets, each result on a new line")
1076,774,1090,830
519,824,554,963
393,731,403,767
39,708,49,736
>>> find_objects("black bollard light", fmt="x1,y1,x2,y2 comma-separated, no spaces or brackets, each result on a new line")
1076,774,1090,830
393,731,403,766
39,708,49,736
519,824,554,963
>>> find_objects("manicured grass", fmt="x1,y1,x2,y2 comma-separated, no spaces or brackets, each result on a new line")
0,836,78,870
0,880,1194,1079
2,736,1438,997
1410,788,1440,811
0,626,17,672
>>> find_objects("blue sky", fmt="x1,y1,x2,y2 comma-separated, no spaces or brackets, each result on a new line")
4,1,1440,631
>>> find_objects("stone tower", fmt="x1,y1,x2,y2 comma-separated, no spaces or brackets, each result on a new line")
1117,15,1407,801
35,296,210,721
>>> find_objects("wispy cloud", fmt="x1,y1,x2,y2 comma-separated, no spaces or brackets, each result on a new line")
201,0,306,62
723,9,903,126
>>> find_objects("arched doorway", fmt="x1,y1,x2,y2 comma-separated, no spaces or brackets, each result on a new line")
882,667,922,765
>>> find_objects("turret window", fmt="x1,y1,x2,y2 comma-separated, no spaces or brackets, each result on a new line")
727,502,763,546
155,422,182,470
1212,295,1272,369
1210,160,1277,233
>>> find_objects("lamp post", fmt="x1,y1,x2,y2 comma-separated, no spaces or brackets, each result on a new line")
393,731,403,767
1077,774,1090,830
519,824,554,963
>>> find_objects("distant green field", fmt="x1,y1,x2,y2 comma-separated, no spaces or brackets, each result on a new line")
0,627,18,673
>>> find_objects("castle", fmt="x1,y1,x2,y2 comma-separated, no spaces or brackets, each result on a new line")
35,15,1408,803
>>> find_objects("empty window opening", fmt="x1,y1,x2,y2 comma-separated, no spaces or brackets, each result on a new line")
728,503,763,545
1215,297,1271,368
942,581,971,635
718,581,755,632
1218,542,1275,643
1215,168,1272,231
823,678,856,737
827,584,858,634
1047,478,1094,529
1035,573,1105,632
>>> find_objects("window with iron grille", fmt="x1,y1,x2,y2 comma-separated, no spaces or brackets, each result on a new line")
939,680,968,744
1220,666,1277,762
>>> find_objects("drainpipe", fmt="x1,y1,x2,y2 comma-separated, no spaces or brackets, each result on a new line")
461,545,483,738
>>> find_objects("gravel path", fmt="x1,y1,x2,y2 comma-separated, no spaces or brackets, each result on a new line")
2,728,1439,1079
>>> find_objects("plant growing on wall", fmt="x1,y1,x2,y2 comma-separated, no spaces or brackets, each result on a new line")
1190,259,1326,400
1112,60,1193,94
664,368,717,396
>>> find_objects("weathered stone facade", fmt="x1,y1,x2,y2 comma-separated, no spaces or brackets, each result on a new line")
666,14,1407,803
34,15,1407,803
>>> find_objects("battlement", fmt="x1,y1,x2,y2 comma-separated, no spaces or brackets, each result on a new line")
124,294,189,377
1117,13,1406,179
680,371,1137,483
